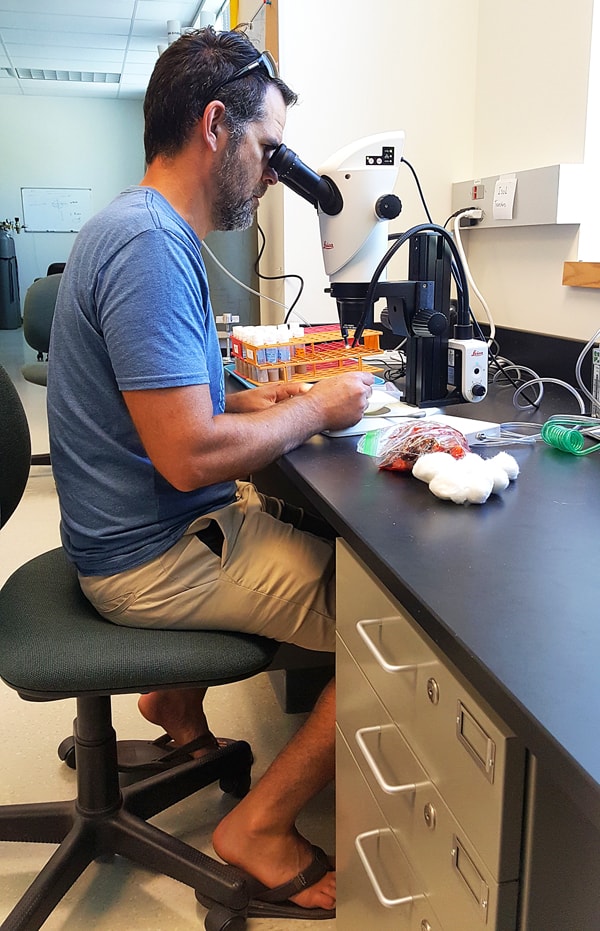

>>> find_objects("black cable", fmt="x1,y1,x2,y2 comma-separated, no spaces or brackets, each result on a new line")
468,305,539,407
400,157,433,223
390,163,539,408
352,223,470,347
254,223,305,323
444,207,470,229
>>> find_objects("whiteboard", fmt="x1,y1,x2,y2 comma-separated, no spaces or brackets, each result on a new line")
21,187,92,232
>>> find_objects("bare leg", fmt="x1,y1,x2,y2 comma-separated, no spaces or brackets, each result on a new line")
212,678,336,911
138,687,212,751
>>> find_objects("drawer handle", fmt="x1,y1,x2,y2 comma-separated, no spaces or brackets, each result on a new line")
355,828,424,908
355,725,427,796
356,618,418,673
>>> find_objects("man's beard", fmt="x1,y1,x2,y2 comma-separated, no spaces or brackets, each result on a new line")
212,143,267,232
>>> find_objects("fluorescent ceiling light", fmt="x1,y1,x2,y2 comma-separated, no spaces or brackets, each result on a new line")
1,68,120,84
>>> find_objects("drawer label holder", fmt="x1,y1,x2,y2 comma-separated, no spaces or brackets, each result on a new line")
456,700,496,783
451,834,490,922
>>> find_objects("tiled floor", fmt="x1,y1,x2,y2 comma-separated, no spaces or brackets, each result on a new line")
0,327,335,930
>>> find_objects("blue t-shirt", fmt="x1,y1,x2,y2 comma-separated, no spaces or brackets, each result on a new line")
47,186,237,575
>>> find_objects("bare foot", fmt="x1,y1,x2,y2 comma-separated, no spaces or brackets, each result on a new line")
138,688,213,755
212,810,335,911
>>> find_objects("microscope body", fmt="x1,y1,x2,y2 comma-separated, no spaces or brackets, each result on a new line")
317,132,404,330
269,132,488,408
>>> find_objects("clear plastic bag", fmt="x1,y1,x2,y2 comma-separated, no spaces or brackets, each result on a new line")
358,418,470,473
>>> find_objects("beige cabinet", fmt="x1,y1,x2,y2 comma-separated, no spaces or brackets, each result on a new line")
336,540,525,931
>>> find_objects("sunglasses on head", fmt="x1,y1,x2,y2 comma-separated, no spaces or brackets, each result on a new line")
207,50,278,100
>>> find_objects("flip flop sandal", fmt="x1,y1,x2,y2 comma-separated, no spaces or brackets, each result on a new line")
114,732,236,772
59,731,240,774
196,844,336,921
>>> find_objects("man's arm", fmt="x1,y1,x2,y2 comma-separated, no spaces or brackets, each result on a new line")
123,371,374,492
224,381,313,414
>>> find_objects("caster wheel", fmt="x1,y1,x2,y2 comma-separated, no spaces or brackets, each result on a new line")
57,736,77,769
204,904,246,931
219,771,251,798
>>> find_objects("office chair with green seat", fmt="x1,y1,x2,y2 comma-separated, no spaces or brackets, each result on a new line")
20,274,62,466
0,362,309,931
21,273,61,389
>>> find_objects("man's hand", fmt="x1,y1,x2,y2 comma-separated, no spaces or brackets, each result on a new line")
226,382,312,413
227,372,375,431
303,371,375,432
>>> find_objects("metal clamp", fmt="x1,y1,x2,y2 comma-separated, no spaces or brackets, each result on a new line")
356,618,417,673
355,828,424,908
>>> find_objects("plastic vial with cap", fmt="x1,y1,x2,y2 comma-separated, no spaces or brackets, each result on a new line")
264,327,281,381
245,327,269,382
231,326,245,376
291,323,308,374
277,324,294,379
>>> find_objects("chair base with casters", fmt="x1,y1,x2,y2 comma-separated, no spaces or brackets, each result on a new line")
0,547,286,931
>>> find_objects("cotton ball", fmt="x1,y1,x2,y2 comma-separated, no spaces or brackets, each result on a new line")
490,451,519,480
452,455,494,504
484,460,510,494
461,452,488,473
413,451,458,483
464,469,494,504
465,451,511,493
429,469,469,504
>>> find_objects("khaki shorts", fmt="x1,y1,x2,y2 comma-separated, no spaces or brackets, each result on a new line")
79,481,335,652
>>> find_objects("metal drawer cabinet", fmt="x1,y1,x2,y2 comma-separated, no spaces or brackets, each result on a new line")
337,637,519,931
337,726,445,931
336,539,525,883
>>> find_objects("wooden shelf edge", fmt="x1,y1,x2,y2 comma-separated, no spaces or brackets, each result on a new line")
562,262,600,288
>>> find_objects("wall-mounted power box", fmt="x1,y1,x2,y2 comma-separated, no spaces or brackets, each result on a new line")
451,164,583,230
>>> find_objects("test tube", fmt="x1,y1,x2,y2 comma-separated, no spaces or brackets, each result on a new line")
265,327,281,382
291,323,308,375
277,324,293,380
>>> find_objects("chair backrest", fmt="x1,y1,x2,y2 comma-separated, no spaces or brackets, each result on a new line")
47,262,66,276
23,274,62,356
0,365,31,529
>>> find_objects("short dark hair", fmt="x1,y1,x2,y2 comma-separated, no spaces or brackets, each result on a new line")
143,27,297,164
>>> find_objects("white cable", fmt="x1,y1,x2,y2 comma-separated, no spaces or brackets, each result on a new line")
491,363,544,407
452,214,496,344
513,377,586,414
470,428,541,447
490,356,527,383
202,242,311,325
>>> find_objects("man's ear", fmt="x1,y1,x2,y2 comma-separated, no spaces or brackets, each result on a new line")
202,101,228,153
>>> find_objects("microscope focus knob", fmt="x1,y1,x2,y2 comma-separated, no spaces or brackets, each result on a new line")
375,194,402,220
411,308,448,337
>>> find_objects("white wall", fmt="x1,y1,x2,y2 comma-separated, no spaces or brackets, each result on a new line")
0,96,144,303
275,0,480,324
460,0,598,342
273,0,599,343
474,0,592,174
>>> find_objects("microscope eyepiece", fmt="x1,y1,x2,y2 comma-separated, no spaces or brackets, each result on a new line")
269,144,343,216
